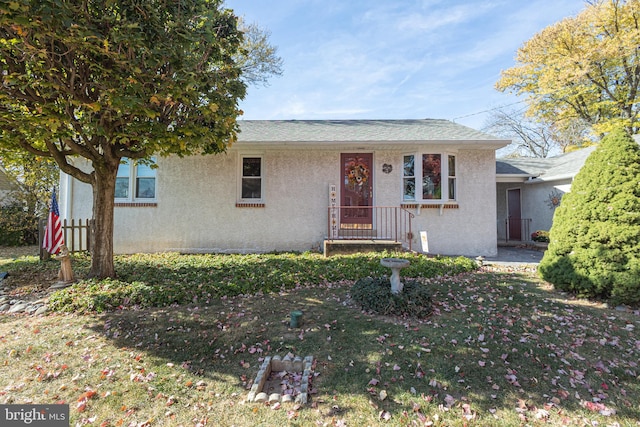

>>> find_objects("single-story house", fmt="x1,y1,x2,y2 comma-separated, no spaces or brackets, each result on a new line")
59,119,510,257
0,166,18,206
496,146,597,242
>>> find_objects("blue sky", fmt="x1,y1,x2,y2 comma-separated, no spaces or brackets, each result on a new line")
226,0,583,130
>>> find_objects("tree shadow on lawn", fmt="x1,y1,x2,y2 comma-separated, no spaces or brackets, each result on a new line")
85,269,640,424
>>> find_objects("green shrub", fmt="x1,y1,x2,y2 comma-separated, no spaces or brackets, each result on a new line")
0,227,21,246
0,204,37,246
539,127,640,305
48,278,155,313
30,252,476,313
350,276,433,318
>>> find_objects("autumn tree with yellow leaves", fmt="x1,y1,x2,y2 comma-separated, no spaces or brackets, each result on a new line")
496,0,640,138
0,0,271,278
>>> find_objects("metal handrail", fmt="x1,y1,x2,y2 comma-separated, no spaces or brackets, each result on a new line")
505,217,532,242
327,206,414,251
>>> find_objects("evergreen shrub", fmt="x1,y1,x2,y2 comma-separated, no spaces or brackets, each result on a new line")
539,127,640,305
350,276,433,318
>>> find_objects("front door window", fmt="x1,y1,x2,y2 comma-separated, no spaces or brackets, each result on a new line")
340,153,373,227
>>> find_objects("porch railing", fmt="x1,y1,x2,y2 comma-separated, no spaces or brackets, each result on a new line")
505,218,532,242
327,206,414,251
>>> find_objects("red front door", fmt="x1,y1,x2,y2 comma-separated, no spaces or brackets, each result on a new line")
508,188,522,240
341,153,373,227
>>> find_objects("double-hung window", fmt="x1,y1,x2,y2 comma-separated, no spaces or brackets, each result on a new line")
115,158,157,201
403,153,456,202
240,156,263,201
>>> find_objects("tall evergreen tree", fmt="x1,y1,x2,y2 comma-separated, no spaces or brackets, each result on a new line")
539,127,640,304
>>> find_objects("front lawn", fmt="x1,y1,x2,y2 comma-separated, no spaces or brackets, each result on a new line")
1,250,638,426
1,250,475,312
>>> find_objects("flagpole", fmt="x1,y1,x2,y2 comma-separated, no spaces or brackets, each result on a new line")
42,187,75,287
43,187,65,256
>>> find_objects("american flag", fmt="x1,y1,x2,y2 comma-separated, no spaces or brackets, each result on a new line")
43,188,64,254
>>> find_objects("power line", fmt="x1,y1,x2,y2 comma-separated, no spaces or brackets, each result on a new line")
451,98,529,122
453,23,640,124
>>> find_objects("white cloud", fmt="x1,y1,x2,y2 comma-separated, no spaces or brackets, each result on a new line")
231,0,585,122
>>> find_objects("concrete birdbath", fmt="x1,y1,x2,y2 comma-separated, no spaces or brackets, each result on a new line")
380,258,410,294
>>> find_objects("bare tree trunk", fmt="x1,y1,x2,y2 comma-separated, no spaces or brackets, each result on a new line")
89,164,118,278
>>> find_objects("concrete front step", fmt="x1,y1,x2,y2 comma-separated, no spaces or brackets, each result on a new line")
323,239,403,256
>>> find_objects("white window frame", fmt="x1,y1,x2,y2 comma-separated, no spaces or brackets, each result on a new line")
115,157,157,202
447,154,456,201
402,152,456,203
238,154,264,203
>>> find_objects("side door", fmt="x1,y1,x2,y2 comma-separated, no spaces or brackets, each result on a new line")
507,188,522,240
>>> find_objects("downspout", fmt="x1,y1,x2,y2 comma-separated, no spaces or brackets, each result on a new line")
63,172,72,220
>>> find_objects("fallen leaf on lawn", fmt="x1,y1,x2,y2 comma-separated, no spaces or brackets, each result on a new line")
583,401,616,416
444,394,455,408
462,403,476,420
505,374,521,387
77,390,97,402
379,390,387,401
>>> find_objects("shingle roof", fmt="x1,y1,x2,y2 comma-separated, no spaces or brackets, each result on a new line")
236,119,505,142
537,146,597,181
496,157,555,176
496,146,597,182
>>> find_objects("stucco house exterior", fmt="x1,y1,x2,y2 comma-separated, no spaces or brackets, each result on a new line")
60,119,509,257
496,146,597,242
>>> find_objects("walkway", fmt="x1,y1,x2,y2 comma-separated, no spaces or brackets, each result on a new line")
484,246,545,266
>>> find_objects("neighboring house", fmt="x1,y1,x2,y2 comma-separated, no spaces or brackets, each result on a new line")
0,166,18,206
496,146,597,242
60,119,509,257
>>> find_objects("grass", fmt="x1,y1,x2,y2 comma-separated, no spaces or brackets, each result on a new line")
1,248,639,426
1,249,475,313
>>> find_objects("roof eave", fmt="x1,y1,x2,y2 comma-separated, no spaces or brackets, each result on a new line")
525,173,575,184
496,174,534,183
233,139,510,150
